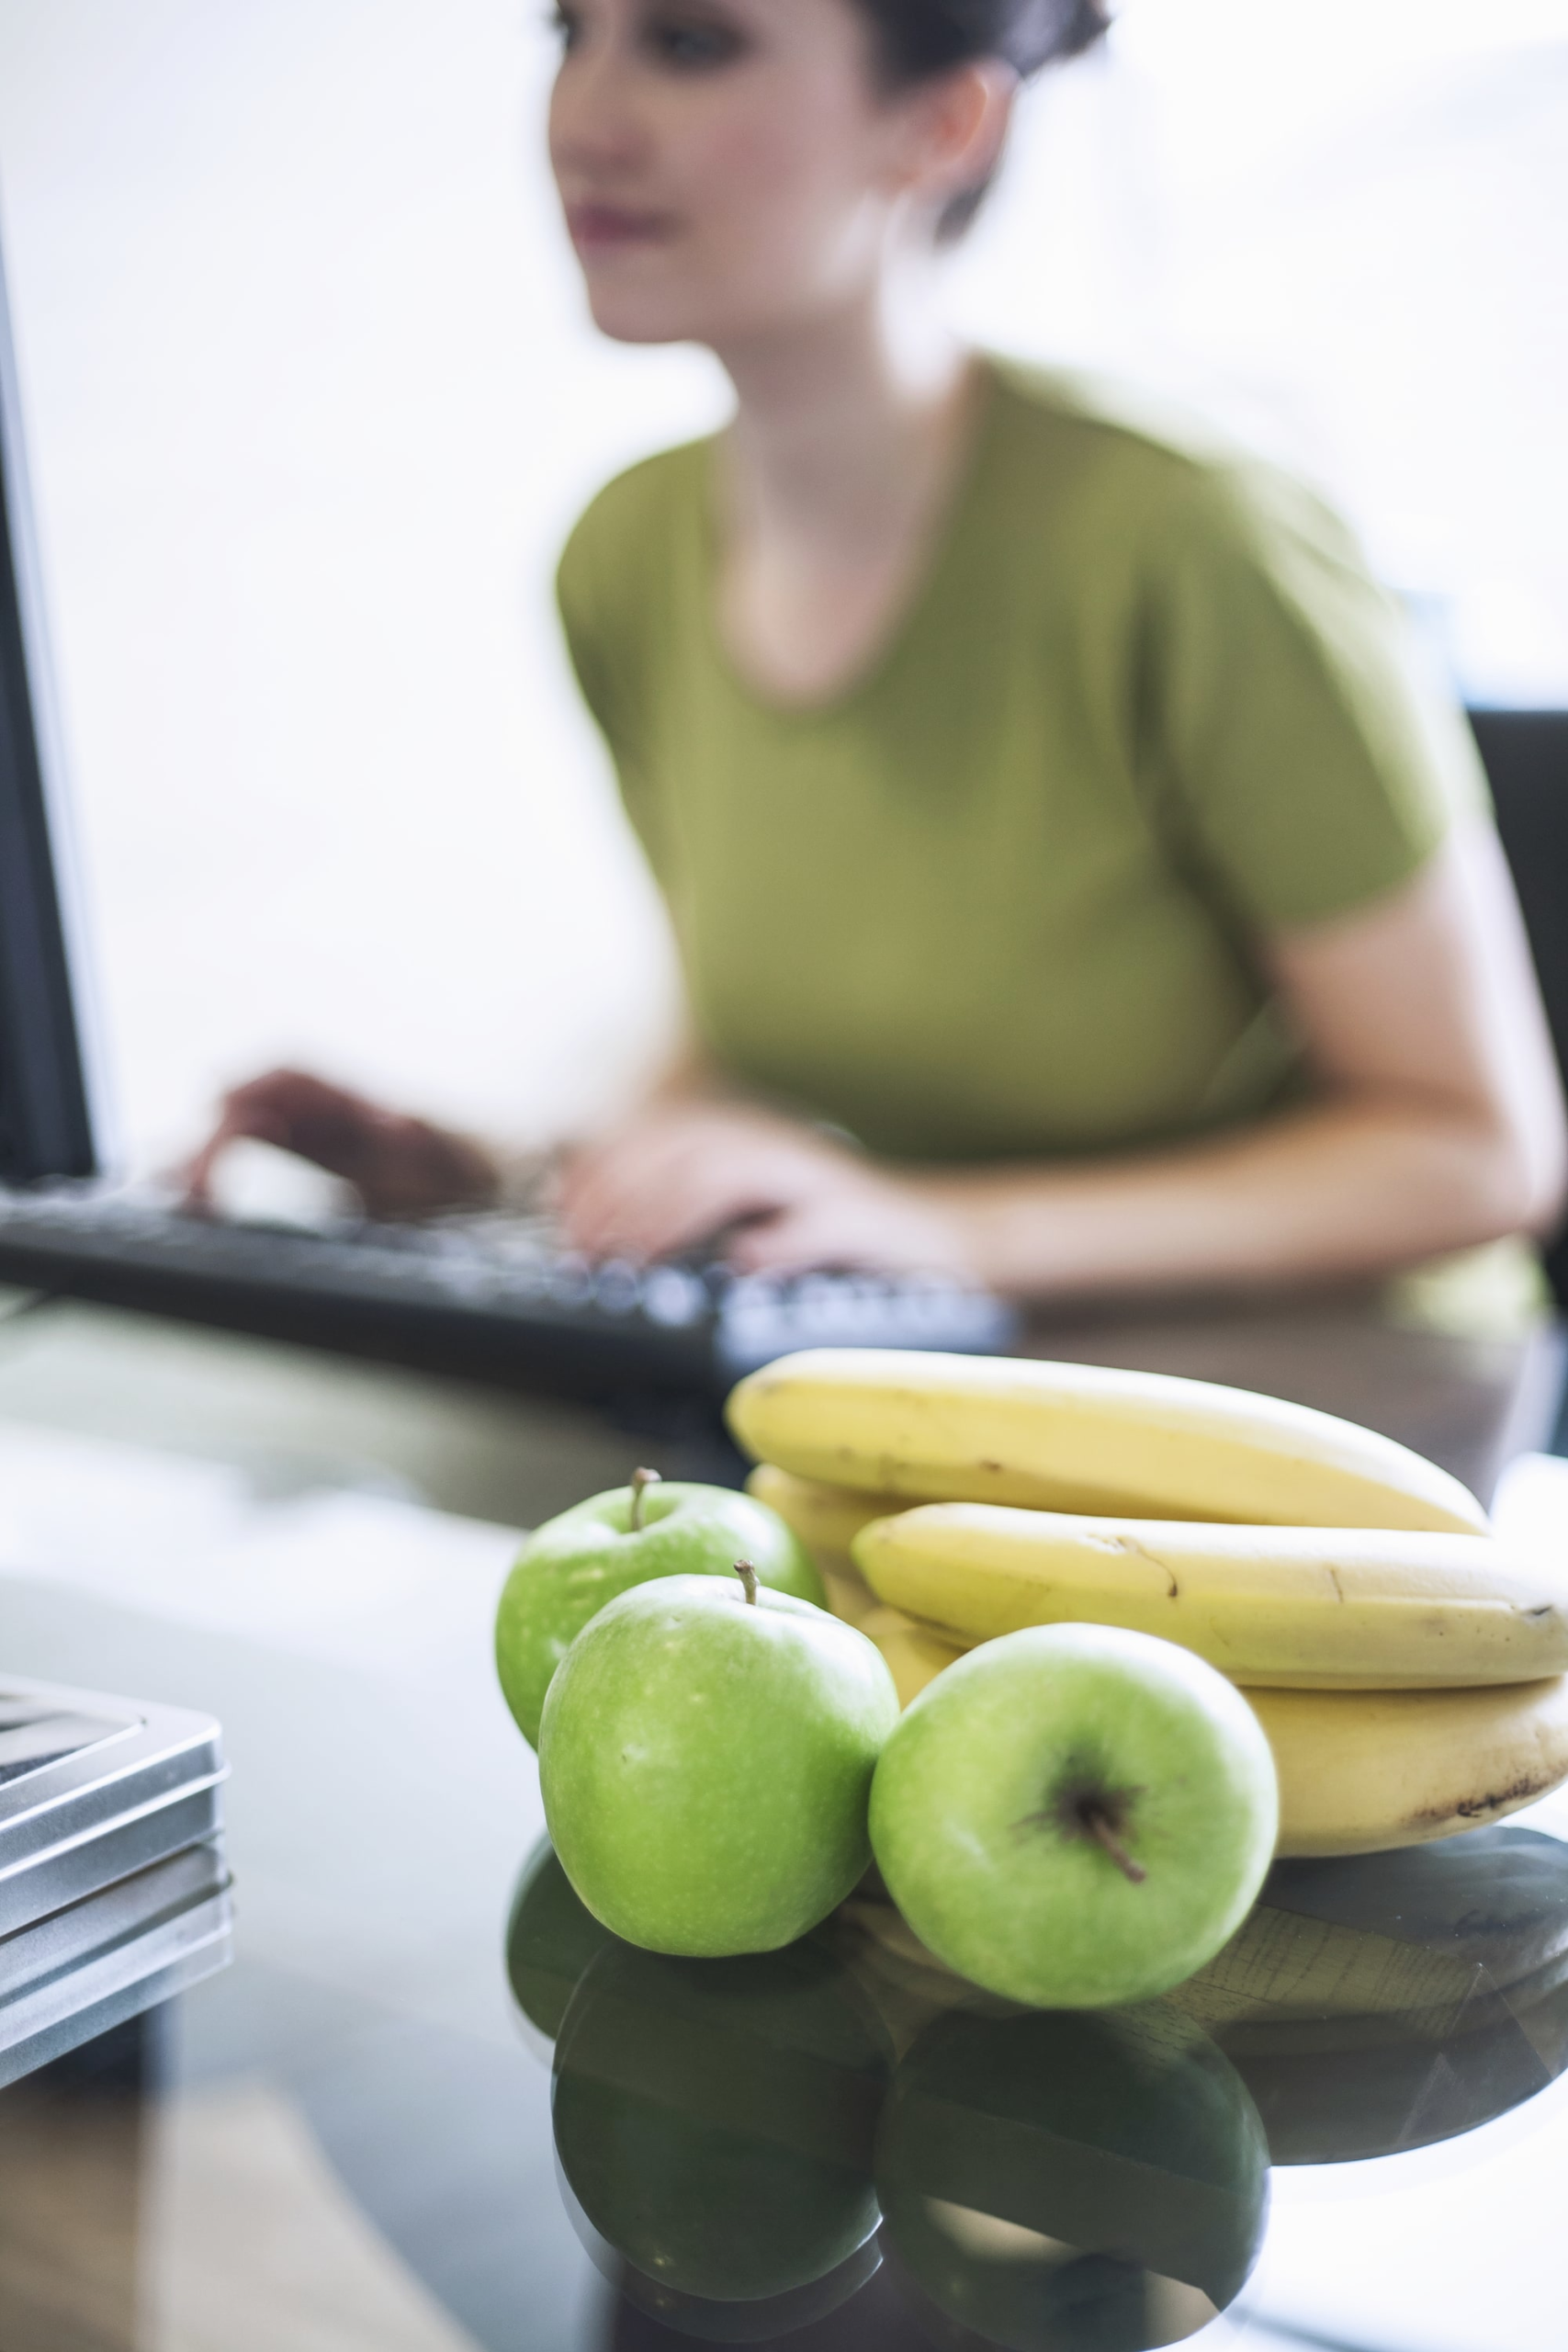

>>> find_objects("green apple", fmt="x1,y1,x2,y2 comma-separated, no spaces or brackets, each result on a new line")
552,1937,890,2306
539,1569,898,1956
875,2002,1268,2351
495,1472,823,1747
869,1623,1278,2007
503,1834,617,2041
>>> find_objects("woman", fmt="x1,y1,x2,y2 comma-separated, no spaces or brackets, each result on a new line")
189,0,1565,1305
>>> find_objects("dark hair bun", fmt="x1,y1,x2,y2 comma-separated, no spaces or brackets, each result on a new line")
998,0,1114,75
855,0,1112,86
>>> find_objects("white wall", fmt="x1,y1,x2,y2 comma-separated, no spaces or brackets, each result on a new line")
2,0,1562,1176
0,0,717,1171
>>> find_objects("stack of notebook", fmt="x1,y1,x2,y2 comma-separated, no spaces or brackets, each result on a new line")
0,1677,231,2086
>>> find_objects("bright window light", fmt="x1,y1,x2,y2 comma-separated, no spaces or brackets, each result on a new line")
952,0,1568,702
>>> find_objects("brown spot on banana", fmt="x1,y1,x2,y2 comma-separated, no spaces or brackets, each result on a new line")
1409,1770,1561,1826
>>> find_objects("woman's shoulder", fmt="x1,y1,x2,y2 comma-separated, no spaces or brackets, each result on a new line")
555,435,715,748
987,356,1258,482
983,356,1359,567
557,435,712,628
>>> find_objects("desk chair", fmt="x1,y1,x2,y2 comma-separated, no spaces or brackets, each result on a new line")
1469,708,1568,1308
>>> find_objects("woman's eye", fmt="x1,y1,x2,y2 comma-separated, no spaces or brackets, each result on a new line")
644,12,747,71
548,6,582,52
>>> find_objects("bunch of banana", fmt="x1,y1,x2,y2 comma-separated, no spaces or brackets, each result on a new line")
728,1349,1568,1857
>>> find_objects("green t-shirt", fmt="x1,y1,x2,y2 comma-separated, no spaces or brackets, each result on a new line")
557,360,1485,1166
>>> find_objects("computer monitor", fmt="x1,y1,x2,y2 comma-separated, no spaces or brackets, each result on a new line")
0,233,99,1185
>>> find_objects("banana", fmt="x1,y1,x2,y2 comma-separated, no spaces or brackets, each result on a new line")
1250,1679,1568,1856
742,1456,970,1699
746,1462,909,1558
727,1349,1487,1535
860,1607,967,1712
744,1463,908,1630
852,1503,1568,1689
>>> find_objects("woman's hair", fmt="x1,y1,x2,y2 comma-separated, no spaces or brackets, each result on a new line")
850,0,1113,238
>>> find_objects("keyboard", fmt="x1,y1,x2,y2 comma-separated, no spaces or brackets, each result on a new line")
0,1188,1019,1400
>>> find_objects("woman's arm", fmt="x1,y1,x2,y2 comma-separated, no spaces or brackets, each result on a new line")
926,819,1567,1297
559,821,1568,1295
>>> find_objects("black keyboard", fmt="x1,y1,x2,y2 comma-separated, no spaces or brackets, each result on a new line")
0,1189,1019,1399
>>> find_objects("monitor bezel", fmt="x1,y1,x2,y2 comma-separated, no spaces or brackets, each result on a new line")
0,221,105,1186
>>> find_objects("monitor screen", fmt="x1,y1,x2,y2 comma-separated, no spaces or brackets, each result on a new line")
0,237,97,1185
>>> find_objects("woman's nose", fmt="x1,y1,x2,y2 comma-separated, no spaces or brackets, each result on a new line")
549,38,653,178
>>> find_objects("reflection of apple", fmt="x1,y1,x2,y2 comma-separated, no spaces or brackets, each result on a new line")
870,1625,1278,2007
875,2005,1269,2352
541,1572,898,1956
596,2238,884,2345
495,1477,823,1746
503,1835,615,2041
552,1938,891,2305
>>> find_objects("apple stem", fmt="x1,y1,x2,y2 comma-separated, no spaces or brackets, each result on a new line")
733,1559,760,1607
1080,1801,1147,1885
628,1466,661,1533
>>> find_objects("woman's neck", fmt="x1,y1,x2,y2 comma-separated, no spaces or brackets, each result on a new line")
703,257,987,707
713,273,978,560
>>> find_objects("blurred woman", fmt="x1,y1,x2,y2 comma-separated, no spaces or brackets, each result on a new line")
189,0,1565,1307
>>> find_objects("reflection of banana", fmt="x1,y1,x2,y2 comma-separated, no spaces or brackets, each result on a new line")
1174,1826,1568,2036
1170,1900,1483,2038
1170,1829,1568,2163
852,1504,1568,1689
1251,1679,1568,1856
728,1350,1488,1534
744,1464,904,1629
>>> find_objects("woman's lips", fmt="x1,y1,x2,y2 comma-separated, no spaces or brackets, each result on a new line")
566,203,676,254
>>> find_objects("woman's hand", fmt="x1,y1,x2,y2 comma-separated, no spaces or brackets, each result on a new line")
181,1069,500,1222
557,1100,977,1276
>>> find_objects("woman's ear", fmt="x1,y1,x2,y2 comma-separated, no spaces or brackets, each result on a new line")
896,59,1019,221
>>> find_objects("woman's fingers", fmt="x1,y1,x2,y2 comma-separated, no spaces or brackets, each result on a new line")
178,1071,327,1206
728,1182,974,1279
180,1116,248,1209
558,1110,849,1261
179,1069,496,1219
564,1139,795,1260
557,1122,712,1245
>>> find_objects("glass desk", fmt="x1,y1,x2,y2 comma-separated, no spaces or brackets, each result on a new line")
0,1293,1563,2351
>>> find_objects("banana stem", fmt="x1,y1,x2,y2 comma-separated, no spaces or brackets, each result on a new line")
629,1466,661,1532
733,1559,760,1607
